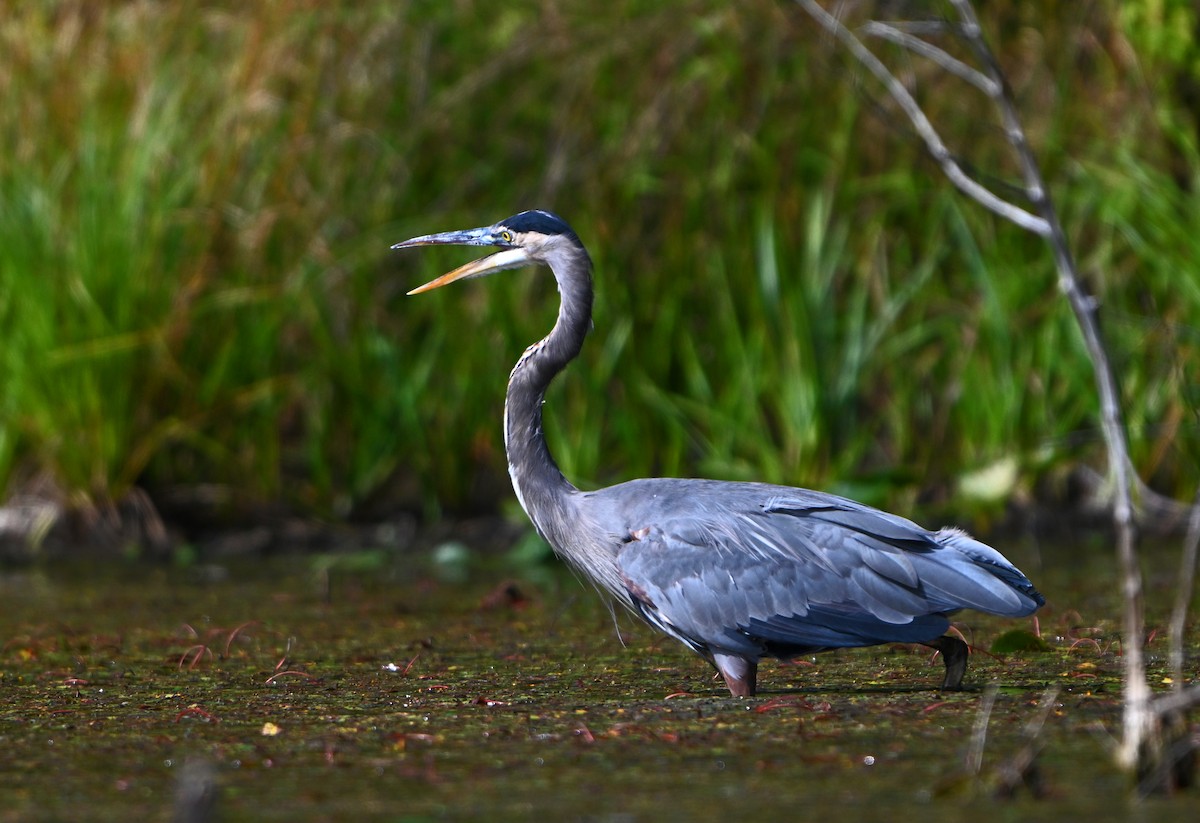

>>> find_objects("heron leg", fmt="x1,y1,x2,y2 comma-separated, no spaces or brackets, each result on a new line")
924,635,969,690
712,653,757,697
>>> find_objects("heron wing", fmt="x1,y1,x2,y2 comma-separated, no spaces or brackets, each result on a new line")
614,492,1040,659
763,498,1039,615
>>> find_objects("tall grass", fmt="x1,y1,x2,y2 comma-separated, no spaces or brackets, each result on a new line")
0,71,208,503
0,1,1196,525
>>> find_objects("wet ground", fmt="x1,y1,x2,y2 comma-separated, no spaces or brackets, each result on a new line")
0,532,1197,821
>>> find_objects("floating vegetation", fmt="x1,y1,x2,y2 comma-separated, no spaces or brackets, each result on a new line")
0,541,1195,819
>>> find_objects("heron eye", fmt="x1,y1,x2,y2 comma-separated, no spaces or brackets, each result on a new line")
499,230,514,244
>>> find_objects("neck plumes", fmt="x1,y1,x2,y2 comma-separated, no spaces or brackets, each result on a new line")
503,241,593,547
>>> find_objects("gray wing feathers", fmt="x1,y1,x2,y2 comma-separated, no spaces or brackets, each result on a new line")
766,501,1041,615
929,527,1045,612
616,496,1042,657
860,548,919,588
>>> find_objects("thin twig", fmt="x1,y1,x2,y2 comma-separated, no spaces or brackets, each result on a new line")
795,0,1051,235
991,685,1059,798
869,19,951,37
796,0,1156,772
943,0,1149,771
1168,490,1200,685
966,684,999,775
860,20,998,95
1151,683,1200,718
1022,686,1061,739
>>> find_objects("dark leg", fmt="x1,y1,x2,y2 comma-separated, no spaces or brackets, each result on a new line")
924,635,969,689
712,652,757,697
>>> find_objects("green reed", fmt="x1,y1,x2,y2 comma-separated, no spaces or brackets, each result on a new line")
0,1,1195,523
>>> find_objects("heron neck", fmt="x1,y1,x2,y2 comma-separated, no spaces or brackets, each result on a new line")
503,245,593,540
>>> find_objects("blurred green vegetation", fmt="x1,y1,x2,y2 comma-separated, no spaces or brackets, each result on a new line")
0,1,1196,527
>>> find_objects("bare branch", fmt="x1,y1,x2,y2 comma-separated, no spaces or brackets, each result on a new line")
942,0,1148,771
794,0,1051,236
871,19,953,38
1152,683,1200,718
991,685,1059,798
796,0,1158,776
966,684,998,775
860,21,998,96
1169,489,1200,684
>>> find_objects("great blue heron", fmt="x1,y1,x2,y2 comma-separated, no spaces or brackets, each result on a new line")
394,210,1044,697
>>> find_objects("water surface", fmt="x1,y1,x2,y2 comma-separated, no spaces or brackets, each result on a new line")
0,534,1196,821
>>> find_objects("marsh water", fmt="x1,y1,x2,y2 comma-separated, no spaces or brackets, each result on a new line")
1,530,1197,821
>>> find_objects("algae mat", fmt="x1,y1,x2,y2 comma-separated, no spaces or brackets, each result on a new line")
0,544,1196,821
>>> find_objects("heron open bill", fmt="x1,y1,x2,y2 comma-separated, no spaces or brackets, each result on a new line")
394,210,1044,697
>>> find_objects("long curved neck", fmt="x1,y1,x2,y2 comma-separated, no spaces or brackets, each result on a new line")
504,241,593,542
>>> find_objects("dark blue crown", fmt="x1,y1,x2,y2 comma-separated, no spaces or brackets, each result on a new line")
501,210,579,242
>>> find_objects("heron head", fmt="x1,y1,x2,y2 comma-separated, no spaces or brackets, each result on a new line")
393,210,584,295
